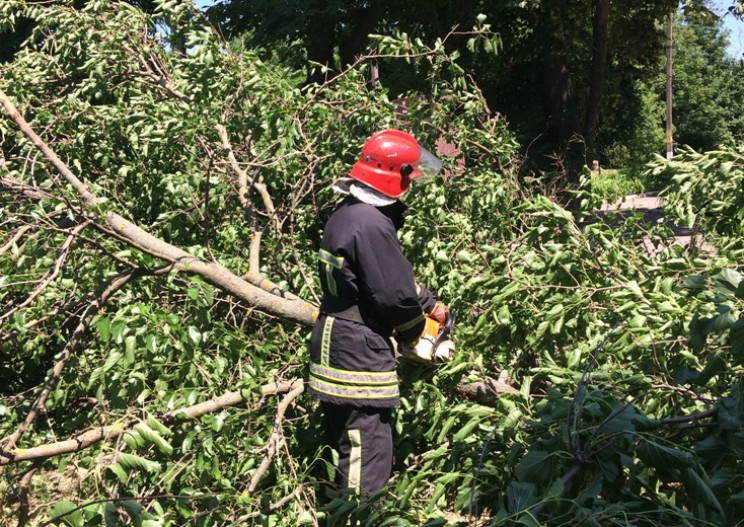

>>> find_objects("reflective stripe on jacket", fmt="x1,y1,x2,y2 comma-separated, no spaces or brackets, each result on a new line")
307,197,432,407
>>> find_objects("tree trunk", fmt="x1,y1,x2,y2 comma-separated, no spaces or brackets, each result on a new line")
584,0,611,160
339,0,390,67
304,2,337,86
541,52,581,147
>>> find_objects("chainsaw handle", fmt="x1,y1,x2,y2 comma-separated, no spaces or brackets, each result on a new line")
432,310,455,352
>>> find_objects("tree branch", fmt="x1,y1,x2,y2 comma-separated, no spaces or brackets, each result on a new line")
215,123,299,298
659,407,717,426
233,486,306,523
0,224,34,256
0,220,90,323
16,461,42,527
0,89,318,326
1,267,138,454
0,379,304,465
216,123,280,232
248,382,305,493
0,176,53,201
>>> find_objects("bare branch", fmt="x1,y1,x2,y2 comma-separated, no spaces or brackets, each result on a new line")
0,89,318,326
0,379,304,465
0,224,33,256
216,124,250,210
16,461,42,527
0,220,91,323
248,231,262,275
0,93,97,208
215,123,303,300
659,407,717,426
0,176,54,201
248,382,305,493
121,43,193,104
216,123,281,232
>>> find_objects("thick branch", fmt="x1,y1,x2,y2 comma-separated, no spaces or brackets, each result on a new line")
0,379,304,465
0,90,317,326
105,212,315,323
248,231,262,275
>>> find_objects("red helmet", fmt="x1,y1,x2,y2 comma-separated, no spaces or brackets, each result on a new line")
350,130,442,198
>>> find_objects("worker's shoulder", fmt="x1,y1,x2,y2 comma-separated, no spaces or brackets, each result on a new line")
331,199,388,225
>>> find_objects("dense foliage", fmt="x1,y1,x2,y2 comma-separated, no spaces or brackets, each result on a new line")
672,10,744,151
204,0,744,172
1,1,743,526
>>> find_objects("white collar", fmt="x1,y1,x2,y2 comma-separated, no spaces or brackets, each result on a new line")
331,178,397,207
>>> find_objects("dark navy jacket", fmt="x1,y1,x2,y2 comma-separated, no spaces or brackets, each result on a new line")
307,196,435,407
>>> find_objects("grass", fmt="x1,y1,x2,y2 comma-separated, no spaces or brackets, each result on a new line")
589,167,657,204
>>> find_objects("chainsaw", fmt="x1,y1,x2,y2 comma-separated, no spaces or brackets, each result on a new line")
399,309,456,364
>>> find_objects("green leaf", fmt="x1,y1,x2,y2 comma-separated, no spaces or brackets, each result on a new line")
101,351,122,373
117,452,162,474
111,319,127,343
95,316,111,343
134,422,173,454
680,467,725,515
636,440,695,469
730,319,744,364
49,500,84,527
108,464,128,484
507,481,539,513
145,416,173,436
516,514,542,527
104,502,119,527
714,268,742,294
682,274,705,289
515,450,551,483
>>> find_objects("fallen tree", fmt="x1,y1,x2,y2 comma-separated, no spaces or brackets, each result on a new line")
2,2,742,526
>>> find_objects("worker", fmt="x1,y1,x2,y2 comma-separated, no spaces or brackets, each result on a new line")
307,129,448,500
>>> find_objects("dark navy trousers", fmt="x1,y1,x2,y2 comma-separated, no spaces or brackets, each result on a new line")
322,402,393,495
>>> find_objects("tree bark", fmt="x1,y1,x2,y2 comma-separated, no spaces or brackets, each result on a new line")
584,0,611,160
303,1,337,86
541,52,581,147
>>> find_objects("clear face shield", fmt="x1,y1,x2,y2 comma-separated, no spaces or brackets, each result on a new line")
416,146,443,182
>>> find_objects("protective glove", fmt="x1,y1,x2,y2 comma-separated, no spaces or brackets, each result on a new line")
428,303,449,324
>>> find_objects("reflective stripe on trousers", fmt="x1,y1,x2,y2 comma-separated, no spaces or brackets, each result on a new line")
323,402,393,496
347,429,362,494
310,316,399,403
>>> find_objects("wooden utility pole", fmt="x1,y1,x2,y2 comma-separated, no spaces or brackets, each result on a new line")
370,61,379,90
665,11,674,160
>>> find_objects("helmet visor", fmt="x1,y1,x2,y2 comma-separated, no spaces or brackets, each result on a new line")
416,146,443,182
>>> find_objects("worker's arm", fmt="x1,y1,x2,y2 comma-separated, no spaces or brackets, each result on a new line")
355,220,426,342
